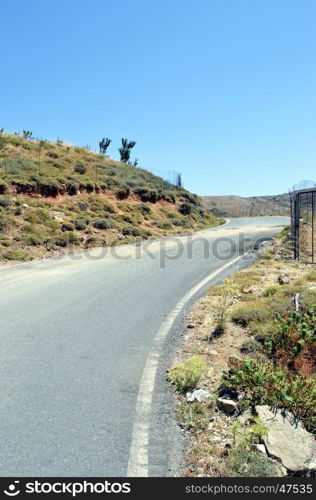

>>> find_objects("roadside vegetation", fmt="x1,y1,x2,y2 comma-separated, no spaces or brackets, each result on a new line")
168,227,316,477
0,131,223,263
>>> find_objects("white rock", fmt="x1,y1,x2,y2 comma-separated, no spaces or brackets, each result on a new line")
186,389,211,402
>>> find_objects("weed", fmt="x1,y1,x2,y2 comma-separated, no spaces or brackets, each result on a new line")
305,269,316,282
213,279,239,335
168,356,207,392
262,285,279,297
1,249,29,261
223,356,316,433
177,401,211,432
223,448,277,477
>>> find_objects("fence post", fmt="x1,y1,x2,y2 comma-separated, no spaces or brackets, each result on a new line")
293,193,300,260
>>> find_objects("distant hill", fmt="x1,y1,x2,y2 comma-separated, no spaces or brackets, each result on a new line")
202,194,291,218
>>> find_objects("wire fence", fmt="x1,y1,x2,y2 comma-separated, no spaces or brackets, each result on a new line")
290,180,316,264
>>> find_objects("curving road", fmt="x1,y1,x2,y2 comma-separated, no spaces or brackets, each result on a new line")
0,217,289,476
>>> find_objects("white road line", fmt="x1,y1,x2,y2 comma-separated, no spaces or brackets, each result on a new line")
127,253,244,477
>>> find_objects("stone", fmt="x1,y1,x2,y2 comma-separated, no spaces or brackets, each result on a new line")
187,323,195,329
255,406,316,472
186,389,211,403
209,349,218,355
217,397,237,415
21,203,29,209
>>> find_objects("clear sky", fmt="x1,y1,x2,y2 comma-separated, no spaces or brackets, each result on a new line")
1,0,315,196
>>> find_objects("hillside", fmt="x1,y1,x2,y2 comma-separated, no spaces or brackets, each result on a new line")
203,194,291,218
0,132,222,263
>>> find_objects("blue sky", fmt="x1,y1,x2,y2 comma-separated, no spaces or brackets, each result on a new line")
1,0,315,196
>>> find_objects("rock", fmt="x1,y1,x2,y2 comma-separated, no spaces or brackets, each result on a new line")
242,287,254,294
278,275,289,285
217,398,237,415
186,389,211,403
255,444,267,455
187,323,195,329
209,349,218,355
21,203,29,209
255,406,316,472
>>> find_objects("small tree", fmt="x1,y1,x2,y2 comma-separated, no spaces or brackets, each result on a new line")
176,173,182,188
0,128,5,150
22,130,33,139
99,137,111,155
119,138,136,163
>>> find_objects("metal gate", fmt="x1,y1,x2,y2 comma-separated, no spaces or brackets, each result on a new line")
290,182,316,263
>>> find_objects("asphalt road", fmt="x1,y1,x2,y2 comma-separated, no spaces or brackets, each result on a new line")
0,216,289,476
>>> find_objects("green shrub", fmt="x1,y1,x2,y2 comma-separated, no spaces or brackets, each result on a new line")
115,185,130,199
262,285,279,297
178,202,194,215
0,158,38,172
173,217,192,228
168,356,207,392
305,269,316,282
1,249,29,261
223,357,316,433
74,218,88,230
0,196,13,208
24,208,52,224
66,181,79,195
61,222,75,232
121,214,135,224
122,226,141,237
177,401,211,432
23,233,43,246
231,305,271,326
65,231,80,244
301,289,316,310
47,151,59,159
89,197,115,213
157,221,172,230
223,448,277,477
136,203,151,215
47,235,67,247
134,187,158,203
162,192,176,203
74,163,87,174
178,191,199,205
93,218,114,230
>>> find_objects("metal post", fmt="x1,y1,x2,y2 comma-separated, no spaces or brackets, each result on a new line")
293,193,300,260
312,191,315,264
